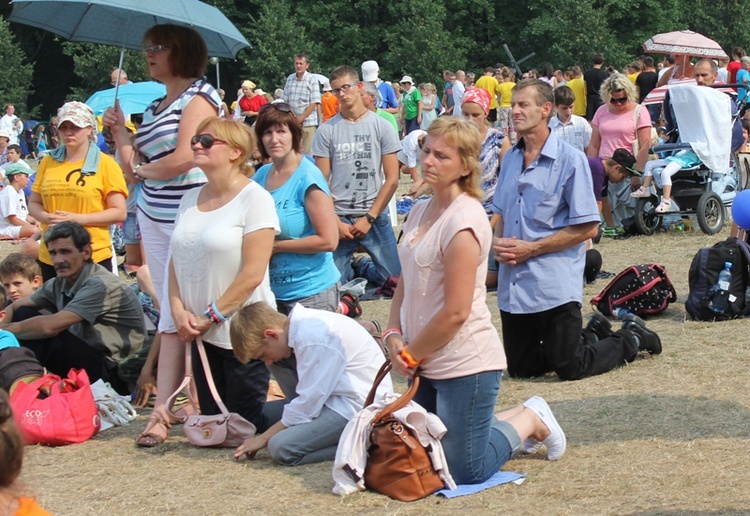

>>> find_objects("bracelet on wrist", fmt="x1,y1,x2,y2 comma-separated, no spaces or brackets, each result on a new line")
399,348,421,368
205,302,228,325
132,163,146,181
381,328,402,342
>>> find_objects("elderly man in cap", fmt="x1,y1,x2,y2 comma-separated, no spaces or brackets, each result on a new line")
361,60,399,115
0,163,39,239
399,75,422,135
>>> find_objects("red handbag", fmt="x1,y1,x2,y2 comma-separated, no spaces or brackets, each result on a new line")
10,369,100,446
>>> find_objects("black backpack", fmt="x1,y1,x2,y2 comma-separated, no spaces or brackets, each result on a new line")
591,263,677,317
685,237,750,321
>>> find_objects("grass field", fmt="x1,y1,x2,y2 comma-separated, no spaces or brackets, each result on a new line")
10,202,750,515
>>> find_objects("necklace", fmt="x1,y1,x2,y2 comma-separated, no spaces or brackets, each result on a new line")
207,176,244,210
341,109,368,123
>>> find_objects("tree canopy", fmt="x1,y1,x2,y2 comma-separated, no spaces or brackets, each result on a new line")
2,0,750,120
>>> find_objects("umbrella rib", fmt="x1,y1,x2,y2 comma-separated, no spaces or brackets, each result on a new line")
68,2,94,41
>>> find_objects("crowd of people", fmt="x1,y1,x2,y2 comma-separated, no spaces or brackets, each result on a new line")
4,22,750,510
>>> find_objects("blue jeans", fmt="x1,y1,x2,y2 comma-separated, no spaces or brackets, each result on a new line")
412,371,521,485
334,213,401,287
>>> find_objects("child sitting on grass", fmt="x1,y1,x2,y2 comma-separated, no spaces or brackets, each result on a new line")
230,302,392,466
0,165,40,240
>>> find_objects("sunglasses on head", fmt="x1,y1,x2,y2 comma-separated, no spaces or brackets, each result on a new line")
610,96,628,105
190,133,227,149
259,102,293,114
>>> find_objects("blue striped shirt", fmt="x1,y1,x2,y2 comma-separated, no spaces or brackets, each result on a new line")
135,79,220,224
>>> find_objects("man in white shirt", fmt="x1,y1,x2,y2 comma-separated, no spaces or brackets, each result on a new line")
548,85,592,153
0,105,23,146
452,70,466,115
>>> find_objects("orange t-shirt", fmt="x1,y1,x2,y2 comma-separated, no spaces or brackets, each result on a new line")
15,497,52,515
321,92,339,122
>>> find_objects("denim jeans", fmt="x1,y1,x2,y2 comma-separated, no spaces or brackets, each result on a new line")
333,213,401,287
267,405,348,465
411,370,521,485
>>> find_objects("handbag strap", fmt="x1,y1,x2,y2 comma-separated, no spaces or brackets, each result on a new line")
193,337,231,416
365,360,423,426
164,340,200,422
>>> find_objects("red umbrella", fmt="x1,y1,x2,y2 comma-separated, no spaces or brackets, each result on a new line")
643,79,735,106
642,30,728,58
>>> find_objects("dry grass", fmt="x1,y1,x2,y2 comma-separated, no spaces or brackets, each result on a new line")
11,201,750,515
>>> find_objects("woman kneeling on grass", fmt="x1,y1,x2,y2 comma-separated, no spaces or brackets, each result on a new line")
384,117,567,484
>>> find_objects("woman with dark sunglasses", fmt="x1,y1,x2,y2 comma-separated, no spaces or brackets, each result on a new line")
253,103,340,315
137,117,280,447
587,73,652,229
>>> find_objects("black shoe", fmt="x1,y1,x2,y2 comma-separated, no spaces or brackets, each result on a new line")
623,318,662,355
620,313,646,330
585,312,614,341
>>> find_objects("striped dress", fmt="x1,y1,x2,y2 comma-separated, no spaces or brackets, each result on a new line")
135,79,221,224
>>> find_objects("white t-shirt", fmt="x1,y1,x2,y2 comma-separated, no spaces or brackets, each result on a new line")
397,129,427,168
170,181,280,349
0,186,28,238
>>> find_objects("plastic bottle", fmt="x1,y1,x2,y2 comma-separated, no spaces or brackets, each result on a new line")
709,262,733,314
614,307,633,320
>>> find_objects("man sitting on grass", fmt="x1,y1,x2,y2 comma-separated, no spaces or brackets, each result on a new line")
231,302,392,466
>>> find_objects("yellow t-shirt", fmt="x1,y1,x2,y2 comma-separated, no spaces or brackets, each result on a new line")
567,78,587,116
33,152,128,265
474,75,500,109
496,82,516,108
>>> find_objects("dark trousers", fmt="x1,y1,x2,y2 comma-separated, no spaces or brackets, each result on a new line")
39,258,113,283
191,341,273,432
500,302,638,381
586,95,604,121
14,306,127,392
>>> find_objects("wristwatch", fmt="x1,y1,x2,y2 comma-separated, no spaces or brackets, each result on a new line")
364,213,376,224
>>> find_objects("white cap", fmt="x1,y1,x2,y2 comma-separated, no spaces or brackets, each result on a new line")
0,130,9,140
362,60,379,82
400,75,413,84
322,81,332,92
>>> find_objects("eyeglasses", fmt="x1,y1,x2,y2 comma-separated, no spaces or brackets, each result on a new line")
259,102,293,114
610,96,628,105
331,81,359,96
190,134,227,149
142,44,169,54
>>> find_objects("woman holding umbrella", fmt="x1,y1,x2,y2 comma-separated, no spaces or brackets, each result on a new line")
103,24,222,446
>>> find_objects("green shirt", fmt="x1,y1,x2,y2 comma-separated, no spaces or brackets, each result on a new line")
402,87,422,120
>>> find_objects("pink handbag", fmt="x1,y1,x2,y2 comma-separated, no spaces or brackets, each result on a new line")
168,337,256,448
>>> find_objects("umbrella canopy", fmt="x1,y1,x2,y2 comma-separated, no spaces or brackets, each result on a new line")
8,0,249,58
642,30,728,59
85,81,167,116
309,73,329,86
642,78,735,106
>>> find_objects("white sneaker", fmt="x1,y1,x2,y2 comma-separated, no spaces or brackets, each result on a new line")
630,186,651,198
523,396,567,460
655,199,671,213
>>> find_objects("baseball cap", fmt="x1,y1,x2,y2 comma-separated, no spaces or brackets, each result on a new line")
400,75,413,84
362,61,379,82
5,163,30,178
611,148,640,175
322,81,332,92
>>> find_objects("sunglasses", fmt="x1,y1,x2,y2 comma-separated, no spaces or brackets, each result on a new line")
259,102,293,114
142,44,169,54
610,96,628,105
190,134,227,149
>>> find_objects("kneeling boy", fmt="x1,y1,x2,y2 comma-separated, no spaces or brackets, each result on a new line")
231,302,392,466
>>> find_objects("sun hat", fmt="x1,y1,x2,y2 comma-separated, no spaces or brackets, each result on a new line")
0,130,10,141
400,75,413,84
56,101,97,132
362,61,379,82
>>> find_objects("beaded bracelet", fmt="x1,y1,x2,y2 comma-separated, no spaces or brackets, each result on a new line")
205,302,228,324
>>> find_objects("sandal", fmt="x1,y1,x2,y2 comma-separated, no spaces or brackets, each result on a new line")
135,406,173,448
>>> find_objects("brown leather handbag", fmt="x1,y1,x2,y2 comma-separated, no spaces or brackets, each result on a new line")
363,362,445,501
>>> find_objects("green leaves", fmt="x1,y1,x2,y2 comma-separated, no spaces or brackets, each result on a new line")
0,19,33,117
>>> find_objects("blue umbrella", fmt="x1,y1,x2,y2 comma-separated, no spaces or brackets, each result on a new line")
86,81,167,116
7,0,250,59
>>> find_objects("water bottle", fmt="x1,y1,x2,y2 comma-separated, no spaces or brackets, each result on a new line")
709,262,733,314
614,307,633,320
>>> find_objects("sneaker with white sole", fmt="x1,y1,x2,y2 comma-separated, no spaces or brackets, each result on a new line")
630,186,651,198
522,396,567,460
655,199,671,213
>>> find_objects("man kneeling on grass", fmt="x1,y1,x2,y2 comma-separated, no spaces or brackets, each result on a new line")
231,302,392,466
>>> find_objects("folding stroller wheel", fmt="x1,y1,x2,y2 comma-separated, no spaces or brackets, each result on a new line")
635,196,663,236
696,191,725,234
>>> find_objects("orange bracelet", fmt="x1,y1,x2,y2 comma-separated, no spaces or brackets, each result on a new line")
399,348,421,368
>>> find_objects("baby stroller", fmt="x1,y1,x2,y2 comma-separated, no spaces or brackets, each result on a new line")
634,84,741,235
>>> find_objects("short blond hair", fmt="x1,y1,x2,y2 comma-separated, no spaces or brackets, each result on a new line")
600,73,637,104
195,117,255,177
425,117,483,199
229,302,286,364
